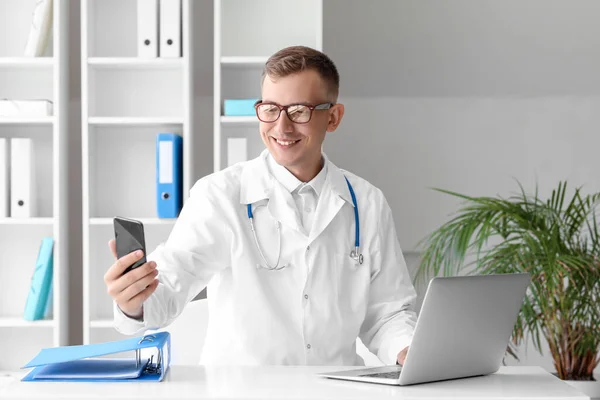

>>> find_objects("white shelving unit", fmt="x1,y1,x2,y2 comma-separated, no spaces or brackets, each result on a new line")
0,58,54,67
213,0,323,172
81,0,194,345
88,117,184,126
0,0,69,371
87,57,184,68
220,56,268,66
0,117,54,125
89,217,177,226
0,217,55,225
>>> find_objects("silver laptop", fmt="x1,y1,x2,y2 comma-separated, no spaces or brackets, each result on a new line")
318,273,531,386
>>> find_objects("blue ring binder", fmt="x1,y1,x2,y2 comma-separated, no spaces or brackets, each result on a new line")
21,332,171,382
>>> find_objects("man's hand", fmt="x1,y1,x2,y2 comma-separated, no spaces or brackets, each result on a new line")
104,239,159,320
397,346,409,365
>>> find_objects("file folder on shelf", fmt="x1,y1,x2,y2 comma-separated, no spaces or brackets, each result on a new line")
224,99,259,116
137,0,159,58
10,138,37,218
227,138,247,167
159,0,182,58
24,237,54,321
0,138,7,218
22,332,171,382
156,133,183,218
24,0,53,57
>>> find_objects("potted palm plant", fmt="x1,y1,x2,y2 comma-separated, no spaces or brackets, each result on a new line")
415,181,600,397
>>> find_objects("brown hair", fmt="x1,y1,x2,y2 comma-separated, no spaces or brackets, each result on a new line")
262,46,340,101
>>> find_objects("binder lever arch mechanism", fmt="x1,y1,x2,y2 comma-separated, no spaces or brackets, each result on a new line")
136,334,163,374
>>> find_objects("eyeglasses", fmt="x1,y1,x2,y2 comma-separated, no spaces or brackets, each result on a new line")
254,100,334,124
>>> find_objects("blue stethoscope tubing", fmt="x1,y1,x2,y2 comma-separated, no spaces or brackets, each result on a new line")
344,177,363,265
247,176,363,270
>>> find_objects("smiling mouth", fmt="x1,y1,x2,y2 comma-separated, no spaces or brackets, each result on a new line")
271,137,301,147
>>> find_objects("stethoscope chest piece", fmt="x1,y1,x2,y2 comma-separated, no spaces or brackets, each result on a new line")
350,248,364,265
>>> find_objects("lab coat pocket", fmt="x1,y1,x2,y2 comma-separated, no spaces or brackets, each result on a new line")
335,251,371,316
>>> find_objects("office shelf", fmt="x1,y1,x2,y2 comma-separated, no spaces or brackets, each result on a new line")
88,117,184,126
0,57,53,67
88,57,183,70
220,116,259,124
0,318,55,328
0,117,54,125
89,218,176,226
0,0,68,372
82,0,194,346
0,218,54,225
220,56,267,66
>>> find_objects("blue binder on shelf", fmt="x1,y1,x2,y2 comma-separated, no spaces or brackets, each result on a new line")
24,237,54,321
156,133,183,218
224,98,259,116
22,332,171,382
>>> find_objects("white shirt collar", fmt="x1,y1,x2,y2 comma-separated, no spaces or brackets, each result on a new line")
266,153,328,197
239,149,354,207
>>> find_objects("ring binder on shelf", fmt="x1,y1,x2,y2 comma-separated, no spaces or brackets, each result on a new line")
21,332,171,382
156,133,183,218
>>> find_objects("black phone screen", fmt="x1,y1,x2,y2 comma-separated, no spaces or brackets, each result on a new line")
114,217,147,274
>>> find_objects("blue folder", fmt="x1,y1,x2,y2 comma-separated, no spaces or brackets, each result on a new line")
156,133,183,218
224,98,259,116
23,237,53,321
21,332,171,382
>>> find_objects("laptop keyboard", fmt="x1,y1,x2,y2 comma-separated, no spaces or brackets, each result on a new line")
359,371,402,380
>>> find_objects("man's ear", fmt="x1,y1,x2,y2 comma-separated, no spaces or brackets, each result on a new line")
326,103,345,132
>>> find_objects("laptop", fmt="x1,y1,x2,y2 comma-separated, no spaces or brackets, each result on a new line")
318,273,531,386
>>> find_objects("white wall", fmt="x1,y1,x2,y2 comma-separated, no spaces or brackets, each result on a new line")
324,0,600,98
323,0,600,374
324,96,600,251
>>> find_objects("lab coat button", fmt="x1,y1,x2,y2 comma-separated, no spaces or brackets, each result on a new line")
306,246,310,251
306,344,311,349
304,294,309,299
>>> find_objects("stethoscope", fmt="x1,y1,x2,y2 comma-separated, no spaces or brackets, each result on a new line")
247,177,363,270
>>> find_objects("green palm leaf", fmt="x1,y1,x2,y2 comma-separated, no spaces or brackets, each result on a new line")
415,181,600,381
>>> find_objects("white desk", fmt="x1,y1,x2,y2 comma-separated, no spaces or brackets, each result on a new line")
0,366,589,400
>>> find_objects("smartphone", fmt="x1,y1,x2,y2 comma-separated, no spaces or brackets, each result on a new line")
113,216,147,274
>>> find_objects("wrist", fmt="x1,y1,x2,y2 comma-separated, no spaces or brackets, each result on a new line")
121,306,143,321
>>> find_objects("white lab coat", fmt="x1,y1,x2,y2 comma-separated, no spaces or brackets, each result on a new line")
114,149,418,366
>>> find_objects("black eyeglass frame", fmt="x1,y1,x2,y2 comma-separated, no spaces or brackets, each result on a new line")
253,100,335,124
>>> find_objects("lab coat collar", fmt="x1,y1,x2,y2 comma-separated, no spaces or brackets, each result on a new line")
240,150,304,234
324,153,355,207
267,153,328,197
239,150,273,205
239,149,354,207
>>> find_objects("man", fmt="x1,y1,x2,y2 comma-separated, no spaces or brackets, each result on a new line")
104,46,417,366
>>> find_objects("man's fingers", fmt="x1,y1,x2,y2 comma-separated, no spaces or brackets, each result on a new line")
103,240,120,284
104,249,145,282
108,239,117,260
108,262,157,296
116,269,159,303
122,279,159,310
397,347,409,365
